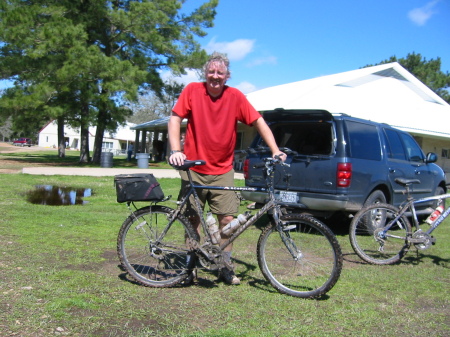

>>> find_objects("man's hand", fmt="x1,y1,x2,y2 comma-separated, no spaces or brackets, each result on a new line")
169,152,186,166
273,152,287,162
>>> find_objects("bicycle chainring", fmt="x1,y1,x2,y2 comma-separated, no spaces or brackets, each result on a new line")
197,244,223,271
412,231,434,250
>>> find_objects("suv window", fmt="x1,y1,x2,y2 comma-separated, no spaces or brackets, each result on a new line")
399,132,424,162
346,121,381,161
384,128,407,160
265,122,333,155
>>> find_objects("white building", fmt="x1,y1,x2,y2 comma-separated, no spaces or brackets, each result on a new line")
38,121,136,155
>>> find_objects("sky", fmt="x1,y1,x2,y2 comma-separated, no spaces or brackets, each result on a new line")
169,0,450,94
1,0,449,94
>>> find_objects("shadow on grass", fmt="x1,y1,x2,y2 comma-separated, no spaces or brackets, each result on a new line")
402,250,450,268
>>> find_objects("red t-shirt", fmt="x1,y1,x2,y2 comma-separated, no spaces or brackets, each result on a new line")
173,82,261,175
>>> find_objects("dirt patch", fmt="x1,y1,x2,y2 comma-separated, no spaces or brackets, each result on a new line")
0,142,52,153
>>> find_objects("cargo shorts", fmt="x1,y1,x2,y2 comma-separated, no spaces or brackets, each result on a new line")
178,169,239,217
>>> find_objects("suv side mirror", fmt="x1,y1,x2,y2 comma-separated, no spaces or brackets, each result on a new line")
425,152,438,163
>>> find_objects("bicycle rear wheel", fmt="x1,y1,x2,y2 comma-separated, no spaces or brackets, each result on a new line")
257,213,343,299
117,205,199,287
350,203,411,265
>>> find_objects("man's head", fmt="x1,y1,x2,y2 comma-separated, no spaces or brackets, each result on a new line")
203,52,230,97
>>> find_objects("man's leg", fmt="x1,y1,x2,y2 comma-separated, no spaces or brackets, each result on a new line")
218,214,240,285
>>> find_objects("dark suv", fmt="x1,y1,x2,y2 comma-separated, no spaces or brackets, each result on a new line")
242,109,446,220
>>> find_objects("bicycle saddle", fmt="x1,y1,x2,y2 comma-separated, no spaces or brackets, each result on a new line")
171,160,206,171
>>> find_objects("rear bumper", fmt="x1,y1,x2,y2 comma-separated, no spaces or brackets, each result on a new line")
241,190,361,212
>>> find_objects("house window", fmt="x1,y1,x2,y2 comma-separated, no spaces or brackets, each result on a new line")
442,149,448,159
102,142,113,149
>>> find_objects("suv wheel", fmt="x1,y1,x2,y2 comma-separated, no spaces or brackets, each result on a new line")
433,186,445,208
361,190,387,234
363,190,386,207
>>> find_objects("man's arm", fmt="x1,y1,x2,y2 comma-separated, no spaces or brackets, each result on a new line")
168,112,186,165
253,117,286,160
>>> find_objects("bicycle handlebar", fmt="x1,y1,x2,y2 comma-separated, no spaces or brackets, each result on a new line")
170,159,206,171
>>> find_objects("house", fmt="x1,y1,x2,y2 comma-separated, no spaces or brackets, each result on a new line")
131,62,450,175
38,121,136,155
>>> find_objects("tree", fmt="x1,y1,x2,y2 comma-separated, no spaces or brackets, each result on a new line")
127,80,185,124
0,0,218,162
365,52,450,104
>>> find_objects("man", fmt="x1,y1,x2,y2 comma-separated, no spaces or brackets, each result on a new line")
168,52,285,285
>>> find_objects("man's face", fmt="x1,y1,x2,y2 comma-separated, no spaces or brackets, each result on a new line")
205,61,228,97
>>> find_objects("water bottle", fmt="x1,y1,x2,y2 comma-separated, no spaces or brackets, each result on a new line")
425,203,444,225
206,212,220,244
222,212,250,236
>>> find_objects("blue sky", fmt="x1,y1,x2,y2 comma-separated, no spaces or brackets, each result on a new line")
173,0,450,93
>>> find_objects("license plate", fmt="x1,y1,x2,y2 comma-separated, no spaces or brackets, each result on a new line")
278,191,297,203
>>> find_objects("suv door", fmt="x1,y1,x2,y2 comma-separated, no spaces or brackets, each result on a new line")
398,131,436,198
383,128,434,203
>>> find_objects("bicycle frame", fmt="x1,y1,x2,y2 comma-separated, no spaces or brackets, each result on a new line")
171,167,282,250
381,193,450,237
164,158,302,262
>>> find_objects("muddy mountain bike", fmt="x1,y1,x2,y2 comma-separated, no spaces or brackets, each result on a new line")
116,155,343,298
350,177,449,265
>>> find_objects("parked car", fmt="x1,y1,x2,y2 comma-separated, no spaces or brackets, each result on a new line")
242,109,446,221
13,138,32,147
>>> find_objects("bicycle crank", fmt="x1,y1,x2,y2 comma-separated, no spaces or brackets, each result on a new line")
410,231,435,250
197,243,223,271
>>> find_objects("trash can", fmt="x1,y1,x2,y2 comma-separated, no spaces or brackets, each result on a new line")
100,152,113,168
136,153,150,169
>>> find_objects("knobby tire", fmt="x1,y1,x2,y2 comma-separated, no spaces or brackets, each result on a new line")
117,205,199,287
257,213,343,298
350,203,412,265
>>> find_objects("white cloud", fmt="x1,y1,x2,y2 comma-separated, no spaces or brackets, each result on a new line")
408,0,441,26
205,37,255,61
160,69,201,85
247,56,277,67
235,81,257,94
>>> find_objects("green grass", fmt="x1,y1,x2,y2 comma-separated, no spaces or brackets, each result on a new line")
0,149,449,336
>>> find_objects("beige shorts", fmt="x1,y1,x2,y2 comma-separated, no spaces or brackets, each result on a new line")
178,169,239,217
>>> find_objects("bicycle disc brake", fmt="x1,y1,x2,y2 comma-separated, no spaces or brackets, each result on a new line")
197,243,223,271
411,231,435,250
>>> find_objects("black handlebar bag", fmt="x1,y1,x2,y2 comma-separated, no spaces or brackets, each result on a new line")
114,174,164,203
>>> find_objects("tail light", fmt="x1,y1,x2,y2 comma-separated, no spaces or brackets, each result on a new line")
337,163,352,187
243,159,250,179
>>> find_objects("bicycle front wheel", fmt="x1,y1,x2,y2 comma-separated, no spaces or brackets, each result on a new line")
257,214,343,299
350,203,412,265
117,205,199,287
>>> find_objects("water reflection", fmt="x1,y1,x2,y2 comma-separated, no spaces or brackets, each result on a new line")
27,185,92,206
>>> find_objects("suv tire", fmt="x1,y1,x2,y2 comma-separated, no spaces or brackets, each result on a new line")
363,190,386,207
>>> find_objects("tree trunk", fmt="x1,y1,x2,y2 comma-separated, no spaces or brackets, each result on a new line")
92,107,107,164
57,116,65,158
79,103,90,163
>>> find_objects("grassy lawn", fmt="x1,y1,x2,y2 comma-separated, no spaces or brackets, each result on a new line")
0,147,449,336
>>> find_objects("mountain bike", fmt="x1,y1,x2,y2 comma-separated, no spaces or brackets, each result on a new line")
350,177,450,265
116,154,343,298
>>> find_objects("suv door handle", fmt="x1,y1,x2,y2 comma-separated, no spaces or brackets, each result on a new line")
389,168,396,173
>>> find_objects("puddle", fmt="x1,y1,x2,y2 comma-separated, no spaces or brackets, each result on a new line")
27,185,92,206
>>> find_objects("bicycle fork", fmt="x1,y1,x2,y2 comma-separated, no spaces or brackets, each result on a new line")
272,209,303,261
